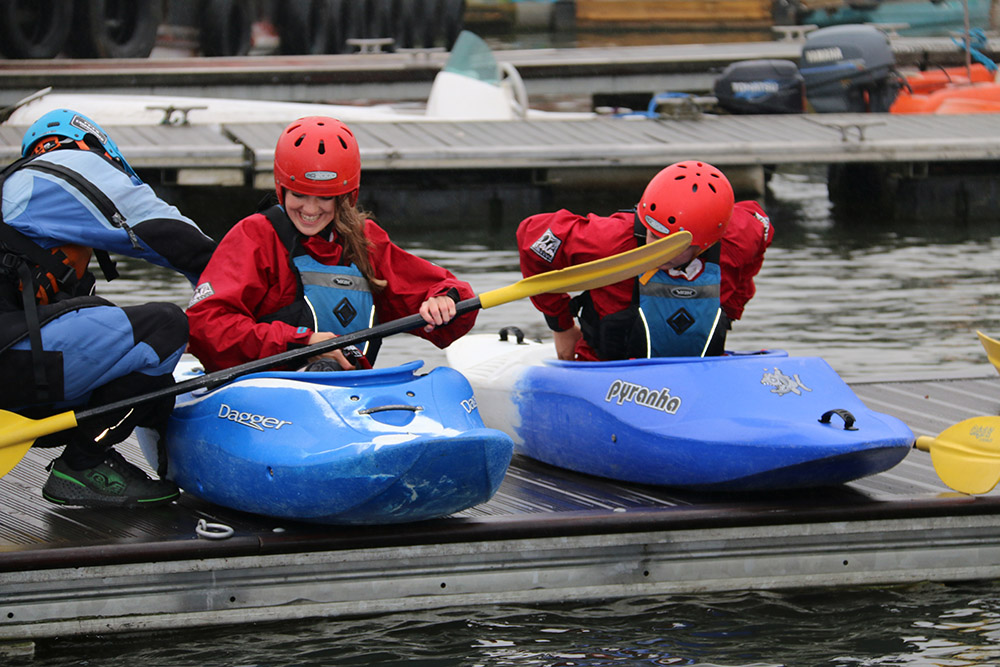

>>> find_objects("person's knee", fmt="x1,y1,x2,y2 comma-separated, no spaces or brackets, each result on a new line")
124,302,189,360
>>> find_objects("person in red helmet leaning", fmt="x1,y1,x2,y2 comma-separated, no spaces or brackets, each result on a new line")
517,161,773,362
186,116,476,372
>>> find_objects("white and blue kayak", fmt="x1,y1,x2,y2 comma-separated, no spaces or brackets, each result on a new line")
446,331,914,491
138,360,514,524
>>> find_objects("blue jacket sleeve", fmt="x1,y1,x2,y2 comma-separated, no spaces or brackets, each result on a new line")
1,150,215,284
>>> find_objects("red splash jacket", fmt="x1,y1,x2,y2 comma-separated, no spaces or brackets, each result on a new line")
186,213,477,372
516,201,772,353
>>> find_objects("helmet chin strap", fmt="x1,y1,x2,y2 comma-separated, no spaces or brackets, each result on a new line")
28,135,132,178
631,209,646,244
29,136,85,157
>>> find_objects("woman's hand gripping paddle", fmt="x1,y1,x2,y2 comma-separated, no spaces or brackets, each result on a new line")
0,231,693,478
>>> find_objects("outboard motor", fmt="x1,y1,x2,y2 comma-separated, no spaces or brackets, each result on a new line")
799,24,899,112
713,59,805,113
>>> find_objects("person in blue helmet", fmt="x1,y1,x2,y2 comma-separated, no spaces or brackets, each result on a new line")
0,109,216,508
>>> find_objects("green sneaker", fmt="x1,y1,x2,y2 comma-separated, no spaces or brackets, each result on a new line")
42,450,179,509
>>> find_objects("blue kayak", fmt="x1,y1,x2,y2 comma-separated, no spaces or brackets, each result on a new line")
137,360,514,524
446,333,914,491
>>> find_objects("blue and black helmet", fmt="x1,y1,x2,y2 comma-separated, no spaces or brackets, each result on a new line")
21,109,138,178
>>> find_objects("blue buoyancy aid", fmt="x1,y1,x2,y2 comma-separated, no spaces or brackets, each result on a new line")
294,254,376,345
261,205,379,362
572,243,724,361
637,259,722,358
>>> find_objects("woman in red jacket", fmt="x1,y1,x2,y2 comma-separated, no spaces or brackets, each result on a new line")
187,116,476,372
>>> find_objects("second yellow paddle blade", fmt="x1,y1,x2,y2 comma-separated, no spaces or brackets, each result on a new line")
977,330,1000,376
0,439,32,479
915,416,1000,494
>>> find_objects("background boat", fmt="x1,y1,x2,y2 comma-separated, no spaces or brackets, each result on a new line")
2,31,593,126
798,0,991,34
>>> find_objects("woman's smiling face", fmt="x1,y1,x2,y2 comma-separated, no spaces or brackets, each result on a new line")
285,191,337,236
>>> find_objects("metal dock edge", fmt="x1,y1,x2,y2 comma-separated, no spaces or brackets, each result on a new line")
1,374,1000,639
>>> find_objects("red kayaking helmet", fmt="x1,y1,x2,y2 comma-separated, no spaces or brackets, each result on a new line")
637,161,734,253
273,116,361,205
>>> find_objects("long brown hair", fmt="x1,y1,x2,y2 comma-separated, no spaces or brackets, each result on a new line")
333,195,387,291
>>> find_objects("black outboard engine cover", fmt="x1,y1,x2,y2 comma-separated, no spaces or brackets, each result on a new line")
799,24,899,112
713,59,804,113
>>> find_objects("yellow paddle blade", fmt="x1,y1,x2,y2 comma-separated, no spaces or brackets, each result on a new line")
914,416,1000,494
977,331,1000,376
478,231,692,310
0,409,78,477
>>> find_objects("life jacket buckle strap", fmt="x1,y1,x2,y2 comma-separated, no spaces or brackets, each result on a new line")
52,261,77,287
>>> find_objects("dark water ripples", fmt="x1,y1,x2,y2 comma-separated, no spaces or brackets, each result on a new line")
20,582,1000,666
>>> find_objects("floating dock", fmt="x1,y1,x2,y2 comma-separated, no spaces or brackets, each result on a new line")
0,34,993,107
5,113,996,180
3,111,997,224
3,32,997,222
1,372,999,642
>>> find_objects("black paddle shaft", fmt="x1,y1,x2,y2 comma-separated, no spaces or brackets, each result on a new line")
73,296,483,425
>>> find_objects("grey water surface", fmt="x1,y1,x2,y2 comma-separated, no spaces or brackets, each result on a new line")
107,166,1000,382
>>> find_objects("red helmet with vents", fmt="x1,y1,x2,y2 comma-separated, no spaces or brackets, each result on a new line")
637,161,734,252
273,116,361,204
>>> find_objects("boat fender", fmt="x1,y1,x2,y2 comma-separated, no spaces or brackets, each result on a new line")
195,519,234,540
819,408,858,431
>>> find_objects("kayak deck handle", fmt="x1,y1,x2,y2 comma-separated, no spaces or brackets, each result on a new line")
358,405,424,415
818,409,858,431
498,326,526,344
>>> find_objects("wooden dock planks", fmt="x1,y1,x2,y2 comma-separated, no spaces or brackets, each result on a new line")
575,0,775,27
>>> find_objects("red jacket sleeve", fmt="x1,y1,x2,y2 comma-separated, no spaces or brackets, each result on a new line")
720,201,774,321
186,213,312,372
186,216,477,372
516,210,635,331
364,221,478,348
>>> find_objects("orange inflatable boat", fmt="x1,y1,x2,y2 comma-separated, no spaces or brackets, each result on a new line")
901,63,994,95
891,80,1000,114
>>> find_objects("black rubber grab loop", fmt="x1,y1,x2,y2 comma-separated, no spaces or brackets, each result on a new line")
819,409,858,431
358,405,423,415
499,326,525,344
